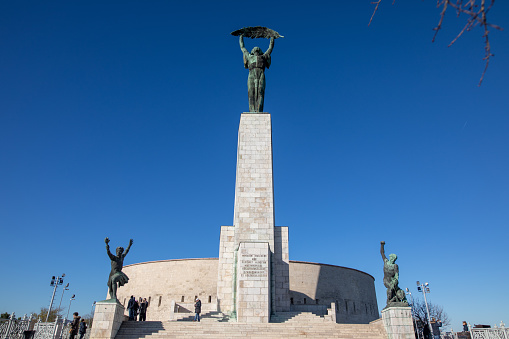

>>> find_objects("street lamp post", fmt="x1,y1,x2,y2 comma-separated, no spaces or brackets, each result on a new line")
58,283,70,314
46,274,65,322
406,287,420,339
66,295,76,320
417,281,433,336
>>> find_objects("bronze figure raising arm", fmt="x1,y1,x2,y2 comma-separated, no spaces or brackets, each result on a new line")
264,37,275,56
105,237,115,260
380,241,387,262
239,34,248,54
123,239,134,258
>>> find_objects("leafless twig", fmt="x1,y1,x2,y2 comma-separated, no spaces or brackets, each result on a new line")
368,0,382,26
369,0,503,85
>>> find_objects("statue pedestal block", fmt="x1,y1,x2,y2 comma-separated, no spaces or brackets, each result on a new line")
236,242,271,323
89,300,126,339
381,307,414,339
216,112,290,320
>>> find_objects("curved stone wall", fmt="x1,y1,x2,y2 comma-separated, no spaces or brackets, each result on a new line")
116,258,378,323
289,261,379,324
116,258,219,320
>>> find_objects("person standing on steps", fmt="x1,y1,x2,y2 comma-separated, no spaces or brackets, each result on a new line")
194,297,201,322
133,298,139,321
70,312,81,339
138,297,148,321
127,296,136,321
78,318,87,339
462,321,469,332
431,318,442,339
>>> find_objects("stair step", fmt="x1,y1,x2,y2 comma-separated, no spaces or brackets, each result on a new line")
114,318,387,339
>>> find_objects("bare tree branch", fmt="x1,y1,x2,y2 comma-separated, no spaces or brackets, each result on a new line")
368,0,382,26
368,0,503,86
410,299,451,329
432,0,449,43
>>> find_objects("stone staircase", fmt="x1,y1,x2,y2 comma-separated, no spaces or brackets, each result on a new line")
270,311,328,323
115,317,387,339
171,311,231,322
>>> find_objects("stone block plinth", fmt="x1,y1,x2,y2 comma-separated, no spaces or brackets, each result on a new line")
233,113,275,251
89,300,126,339
381,306,414,339
236,242,270,323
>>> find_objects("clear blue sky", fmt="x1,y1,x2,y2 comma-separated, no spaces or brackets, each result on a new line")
1,0,508,329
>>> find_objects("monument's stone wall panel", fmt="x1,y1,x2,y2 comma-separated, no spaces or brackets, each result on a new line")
116,259,218,321
236,242,270,323
273,226,290,312
382,307,414,339
90,301,127,339
216,225,235,314
118,258,377,324
289,261,379,324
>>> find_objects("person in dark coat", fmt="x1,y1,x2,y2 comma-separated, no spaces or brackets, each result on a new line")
127,296,136,320
70,312,81,339
132,298,139,321
431,318,442,339
138,298,148,321
194,298,201,322
78,319,87,339
423,323,431,339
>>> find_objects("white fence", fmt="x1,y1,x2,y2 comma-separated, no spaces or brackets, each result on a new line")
0,314,33,339
439,322,509,339
0,313,90,339
470,324,509,339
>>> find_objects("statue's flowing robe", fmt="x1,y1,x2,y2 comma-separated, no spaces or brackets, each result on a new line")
243,52,271,112
107,251,129,287
108,271,129,287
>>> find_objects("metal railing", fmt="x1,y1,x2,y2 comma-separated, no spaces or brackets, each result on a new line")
470,322,509,339
439,322,509,339
1,313,91,339
1,313,33,339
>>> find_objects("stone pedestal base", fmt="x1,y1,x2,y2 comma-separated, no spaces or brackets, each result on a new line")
89,300,126,339
382,306,414,339
236,242,270,323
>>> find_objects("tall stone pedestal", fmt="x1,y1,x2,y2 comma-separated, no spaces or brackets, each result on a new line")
381,307,415,339
216,112,290,322
89,300,126,339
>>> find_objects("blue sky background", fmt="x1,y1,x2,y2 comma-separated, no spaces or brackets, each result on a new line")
1,0,508,329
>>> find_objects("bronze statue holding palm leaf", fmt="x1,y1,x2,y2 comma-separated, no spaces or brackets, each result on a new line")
231,27,283,112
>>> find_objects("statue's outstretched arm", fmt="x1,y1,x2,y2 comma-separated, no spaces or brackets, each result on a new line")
380,241,387,261
123,239,133,257
239,35,248,54
265,37,275,55
105,237,115,260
